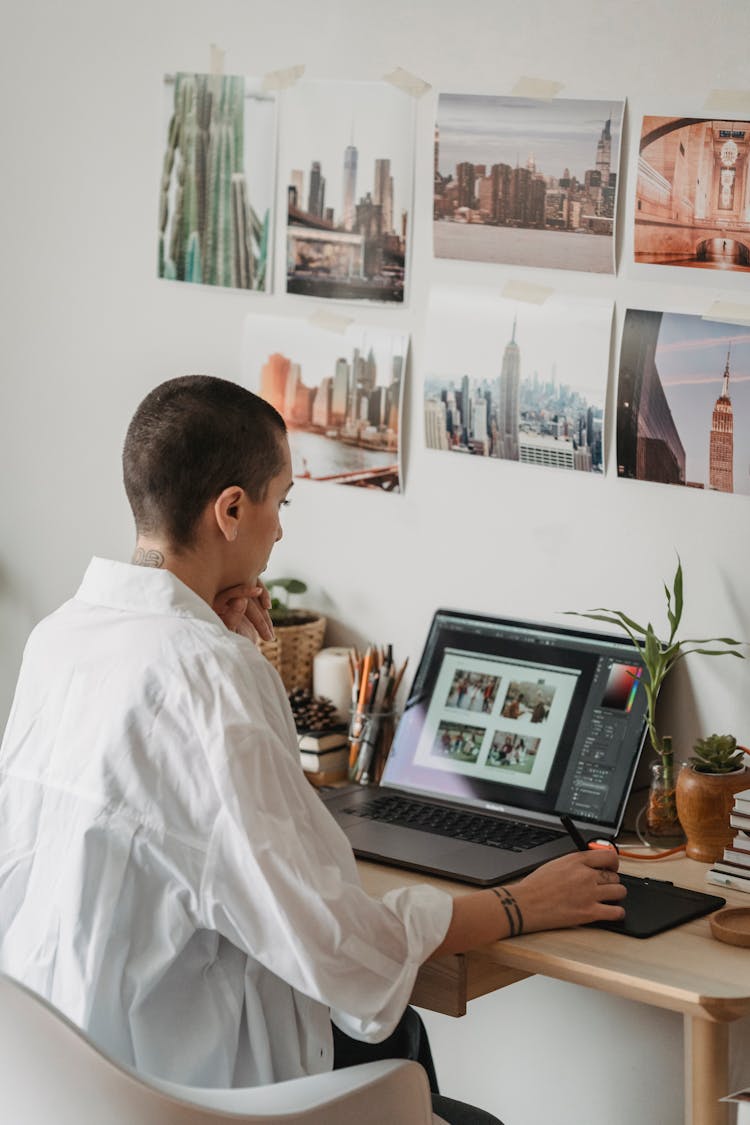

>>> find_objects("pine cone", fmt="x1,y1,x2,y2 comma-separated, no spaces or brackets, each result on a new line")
288,688,340,732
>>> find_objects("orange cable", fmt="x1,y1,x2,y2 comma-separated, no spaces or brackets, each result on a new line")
617,844,686,859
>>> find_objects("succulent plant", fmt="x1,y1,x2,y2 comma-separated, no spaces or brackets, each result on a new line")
689,733,746,775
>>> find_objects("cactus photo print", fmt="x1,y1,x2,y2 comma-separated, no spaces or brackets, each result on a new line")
158,73,277,291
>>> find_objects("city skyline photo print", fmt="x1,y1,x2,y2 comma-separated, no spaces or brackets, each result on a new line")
242,313,408,493
617,309,750,495
158,73,277,291
281,80,415,303
434,94,624,274
634,116,750,272
424,285,612,474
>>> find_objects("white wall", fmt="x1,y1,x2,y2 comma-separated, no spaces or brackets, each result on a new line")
2,1,750,1122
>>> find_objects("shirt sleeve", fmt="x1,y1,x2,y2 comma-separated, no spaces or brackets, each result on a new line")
197,644,453,1042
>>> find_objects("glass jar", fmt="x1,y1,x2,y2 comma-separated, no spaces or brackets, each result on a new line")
348,709,398,786
646,760,682,837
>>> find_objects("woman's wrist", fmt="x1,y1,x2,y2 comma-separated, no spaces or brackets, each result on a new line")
497,877,549,936
489,885,524,936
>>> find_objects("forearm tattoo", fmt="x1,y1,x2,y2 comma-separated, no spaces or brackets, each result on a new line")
132,547,165,568
490,886,524,937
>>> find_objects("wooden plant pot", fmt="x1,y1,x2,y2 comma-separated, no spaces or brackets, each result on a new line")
675,764,749,863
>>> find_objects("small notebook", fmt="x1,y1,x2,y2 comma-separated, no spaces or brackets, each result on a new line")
590,874,726,938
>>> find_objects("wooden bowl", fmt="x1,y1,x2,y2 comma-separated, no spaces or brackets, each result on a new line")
710,906,750,948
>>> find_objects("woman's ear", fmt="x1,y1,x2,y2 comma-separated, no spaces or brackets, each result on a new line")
214,486,245,542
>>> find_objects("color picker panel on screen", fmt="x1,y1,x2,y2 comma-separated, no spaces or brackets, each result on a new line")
601,663,641,712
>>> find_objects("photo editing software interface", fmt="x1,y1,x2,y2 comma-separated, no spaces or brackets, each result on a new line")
383,611,649,829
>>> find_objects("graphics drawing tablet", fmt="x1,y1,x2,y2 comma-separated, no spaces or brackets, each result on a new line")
589,874,726,938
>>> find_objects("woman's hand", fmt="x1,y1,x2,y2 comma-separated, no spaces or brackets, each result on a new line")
513,848,626,933
213,581,275,643
433,847,626,956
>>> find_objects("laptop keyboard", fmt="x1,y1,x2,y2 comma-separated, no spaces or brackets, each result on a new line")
342,794,563,852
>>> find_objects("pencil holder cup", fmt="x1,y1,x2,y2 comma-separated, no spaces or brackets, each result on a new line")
348,709,399,786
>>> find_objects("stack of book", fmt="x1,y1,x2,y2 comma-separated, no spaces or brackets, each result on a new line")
298,727,349,787
706,788,750,893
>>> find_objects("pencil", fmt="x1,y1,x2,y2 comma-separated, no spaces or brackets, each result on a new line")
391,657,409,700
349,647,372,769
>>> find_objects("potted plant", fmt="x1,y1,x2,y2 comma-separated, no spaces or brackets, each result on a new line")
676,734,749,862
258,577,326,694
265,578,316,627
569,557,744,838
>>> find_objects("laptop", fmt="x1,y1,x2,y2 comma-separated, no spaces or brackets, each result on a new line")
322,609,650,885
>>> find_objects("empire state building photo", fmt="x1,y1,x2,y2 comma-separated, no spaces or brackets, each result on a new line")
709,352,734,492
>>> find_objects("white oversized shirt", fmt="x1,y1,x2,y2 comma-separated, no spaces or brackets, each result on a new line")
0,558,452,1087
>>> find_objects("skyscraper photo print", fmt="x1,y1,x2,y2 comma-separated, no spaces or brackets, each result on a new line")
434,94,624,274
242,313,407,493
617,309,750,495
158,73,277,291
281,80,415,303
424,285,612,474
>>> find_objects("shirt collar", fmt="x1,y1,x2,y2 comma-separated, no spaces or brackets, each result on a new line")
75,557,224,629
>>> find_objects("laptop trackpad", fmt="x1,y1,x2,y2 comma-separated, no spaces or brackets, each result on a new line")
343,819,506,880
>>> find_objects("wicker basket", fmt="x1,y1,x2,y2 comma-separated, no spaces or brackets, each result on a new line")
258,613,327,693
257,636,281,677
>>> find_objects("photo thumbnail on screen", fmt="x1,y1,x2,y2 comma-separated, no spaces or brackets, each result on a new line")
431,720,485,764
445,669,501,713
501,681,555,722
487,730,541,775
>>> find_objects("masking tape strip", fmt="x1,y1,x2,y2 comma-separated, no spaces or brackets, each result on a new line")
383,67,431,98
702,300,750,327
308,308,355,335
262,64,305,92
703,89,750,118
511,76,564,99
502,280,554,305
209,44,225,76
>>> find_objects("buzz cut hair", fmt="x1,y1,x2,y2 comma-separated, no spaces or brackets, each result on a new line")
123,375,287,549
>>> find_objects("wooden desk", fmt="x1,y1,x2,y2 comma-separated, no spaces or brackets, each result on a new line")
358,855,750,1125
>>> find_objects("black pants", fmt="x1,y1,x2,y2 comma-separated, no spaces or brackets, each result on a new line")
332,1007,503,1125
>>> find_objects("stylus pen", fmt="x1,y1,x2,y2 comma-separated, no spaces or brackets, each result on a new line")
560,814,588,851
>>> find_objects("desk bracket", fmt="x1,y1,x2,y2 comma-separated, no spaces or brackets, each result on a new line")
412,951,531,1017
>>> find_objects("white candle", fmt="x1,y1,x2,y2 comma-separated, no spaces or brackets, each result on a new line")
313,647,352,723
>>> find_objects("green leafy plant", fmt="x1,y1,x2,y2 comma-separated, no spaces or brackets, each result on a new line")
690,733,745,775
568,557,744,794
265,577,315,625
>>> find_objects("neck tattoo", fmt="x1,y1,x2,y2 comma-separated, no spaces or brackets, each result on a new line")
132,547,165,568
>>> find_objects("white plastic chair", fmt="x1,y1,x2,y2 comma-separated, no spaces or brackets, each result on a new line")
0,973,446,1124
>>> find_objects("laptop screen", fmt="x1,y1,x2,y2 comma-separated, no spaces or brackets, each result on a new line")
381,610,649,832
